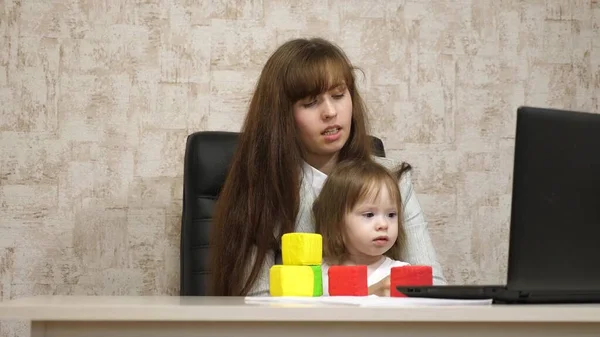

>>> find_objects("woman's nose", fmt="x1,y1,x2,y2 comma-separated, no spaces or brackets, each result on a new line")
321,99,337,119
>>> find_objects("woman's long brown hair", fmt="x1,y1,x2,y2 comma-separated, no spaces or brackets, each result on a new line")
209,38,373,296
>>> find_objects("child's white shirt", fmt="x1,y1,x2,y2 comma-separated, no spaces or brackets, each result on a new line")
320,257,410,296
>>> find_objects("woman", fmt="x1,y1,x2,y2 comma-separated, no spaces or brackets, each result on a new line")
209,37,446,296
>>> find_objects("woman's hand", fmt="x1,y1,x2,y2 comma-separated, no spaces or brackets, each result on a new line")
368,275,391,296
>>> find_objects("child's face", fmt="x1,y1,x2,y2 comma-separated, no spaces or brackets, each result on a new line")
342,182,399,263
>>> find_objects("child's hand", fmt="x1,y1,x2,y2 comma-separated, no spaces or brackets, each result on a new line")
368,276,391,296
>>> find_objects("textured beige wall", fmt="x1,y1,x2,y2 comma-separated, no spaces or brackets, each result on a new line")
0,0,599,335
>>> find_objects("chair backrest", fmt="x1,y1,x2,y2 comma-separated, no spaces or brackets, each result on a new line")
180,131,386,295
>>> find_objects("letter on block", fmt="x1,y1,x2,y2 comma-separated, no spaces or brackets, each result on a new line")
390,265,433,297
270,265,323,297
281,233,322,266
328,265,368,296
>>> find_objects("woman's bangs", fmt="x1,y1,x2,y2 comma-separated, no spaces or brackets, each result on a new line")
284,55,352,103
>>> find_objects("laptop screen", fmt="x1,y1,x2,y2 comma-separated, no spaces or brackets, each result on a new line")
507,106,600,292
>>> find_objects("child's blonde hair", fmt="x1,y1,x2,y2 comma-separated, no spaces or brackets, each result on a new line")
312,159,411,264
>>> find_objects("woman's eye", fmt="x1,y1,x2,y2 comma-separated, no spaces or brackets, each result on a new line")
303,100,317,108
332,93,345,99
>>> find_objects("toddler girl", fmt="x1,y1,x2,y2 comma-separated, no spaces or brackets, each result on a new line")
313,159,412,296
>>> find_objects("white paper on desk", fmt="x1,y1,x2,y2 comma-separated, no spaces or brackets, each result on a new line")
244,295,493,307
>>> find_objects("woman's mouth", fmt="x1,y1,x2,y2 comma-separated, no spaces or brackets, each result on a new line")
321,126,342,142
322,127,340,135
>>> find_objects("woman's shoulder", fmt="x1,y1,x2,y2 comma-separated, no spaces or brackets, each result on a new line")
371,155,401,170
371,155,413,190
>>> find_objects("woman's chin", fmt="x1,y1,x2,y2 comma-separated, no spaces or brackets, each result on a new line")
319,136,348,153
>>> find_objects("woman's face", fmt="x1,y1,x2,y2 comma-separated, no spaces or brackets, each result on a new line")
293,83,353,167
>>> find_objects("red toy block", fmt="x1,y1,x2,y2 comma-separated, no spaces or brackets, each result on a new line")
328,265,368,296
390,265,433,297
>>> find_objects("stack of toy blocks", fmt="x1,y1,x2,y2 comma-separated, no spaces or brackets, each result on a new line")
269,233,323,296
269,232,433,296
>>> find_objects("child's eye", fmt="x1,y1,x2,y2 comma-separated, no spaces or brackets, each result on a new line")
388,212,397,218
362,212,375,218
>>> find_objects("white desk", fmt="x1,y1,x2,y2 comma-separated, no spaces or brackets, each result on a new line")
1,296,600,337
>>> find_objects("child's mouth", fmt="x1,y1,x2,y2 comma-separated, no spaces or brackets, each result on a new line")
373,236,389,246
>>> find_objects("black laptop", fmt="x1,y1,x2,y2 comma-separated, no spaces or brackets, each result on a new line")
396,106,600,304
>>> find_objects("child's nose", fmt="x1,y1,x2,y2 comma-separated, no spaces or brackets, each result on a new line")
376,218,388,230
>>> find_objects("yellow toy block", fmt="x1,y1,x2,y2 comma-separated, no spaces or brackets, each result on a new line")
281,233,322,266
269,265,323,297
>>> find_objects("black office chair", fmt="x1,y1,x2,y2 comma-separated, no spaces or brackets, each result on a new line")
180,131,386,296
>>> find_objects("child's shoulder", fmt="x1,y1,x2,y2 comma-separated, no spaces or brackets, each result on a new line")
382,257,410,269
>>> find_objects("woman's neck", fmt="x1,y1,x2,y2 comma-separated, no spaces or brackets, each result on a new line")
303,153,339,175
